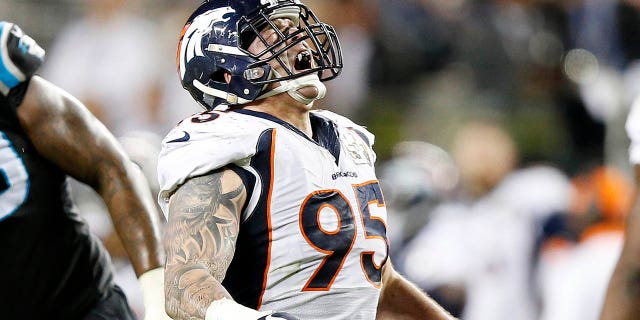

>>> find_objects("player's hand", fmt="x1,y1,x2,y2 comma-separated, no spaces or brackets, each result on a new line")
138,267,173,320
257,311,301,319
0,21,45,96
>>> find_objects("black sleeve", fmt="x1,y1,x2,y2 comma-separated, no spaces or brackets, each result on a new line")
0,80,29,129
6,80,30,109
227,164,256,216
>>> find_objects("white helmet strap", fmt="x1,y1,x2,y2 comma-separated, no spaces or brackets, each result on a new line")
257,72,326,106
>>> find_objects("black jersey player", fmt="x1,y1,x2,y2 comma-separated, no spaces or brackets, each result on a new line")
0,21,169,319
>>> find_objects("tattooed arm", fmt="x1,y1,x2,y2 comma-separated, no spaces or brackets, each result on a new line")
17,76,164,275
164,168,248,319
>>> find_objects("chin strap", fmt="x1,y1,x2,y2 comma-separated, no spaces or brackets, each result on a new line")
257,73,326,106
194,72,326,108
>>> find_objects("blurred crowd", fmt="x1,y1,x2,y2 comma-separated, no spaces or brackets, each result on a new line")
3,0,640,319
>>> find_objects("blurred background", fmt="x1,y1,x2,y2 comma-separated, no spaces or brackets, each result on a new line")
2,0,639,319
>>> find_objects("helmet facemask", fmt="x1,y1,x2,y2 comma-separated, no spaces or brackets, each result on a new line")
237,2,342,106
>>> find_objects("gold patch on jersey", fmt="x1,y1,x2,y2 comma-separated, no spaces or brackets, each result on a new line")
343,129,372,166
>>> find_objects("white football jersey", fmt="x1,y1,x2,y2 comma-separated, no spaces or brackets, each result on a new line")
158,109,389,320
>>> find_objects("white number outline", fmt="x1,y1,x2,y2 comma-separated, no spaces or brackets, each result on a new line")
0,131,29,221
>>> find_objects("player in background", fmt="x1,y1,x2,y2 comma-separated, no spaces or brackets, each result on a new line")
0,21,170,319
600,97,640,320
159,0,455,319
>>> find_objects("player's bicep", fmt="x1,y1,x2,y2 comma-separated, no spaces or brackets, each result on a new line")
17,76,127,184
162,169,246,318
165,168,246,281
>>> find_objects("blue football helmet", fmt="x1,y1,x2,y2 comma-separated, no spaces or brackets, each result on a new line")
177,0,343,110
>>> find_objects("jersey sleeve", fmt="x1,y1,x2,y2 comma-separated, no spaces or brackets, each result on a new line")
157,112,262,216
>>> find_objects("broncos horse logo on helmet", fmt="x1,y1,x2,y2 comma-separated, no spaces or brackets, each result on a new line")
177,0,343,110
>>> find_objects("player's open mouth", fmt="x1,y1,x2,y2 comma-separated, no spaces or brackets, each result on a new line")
294,51,313,71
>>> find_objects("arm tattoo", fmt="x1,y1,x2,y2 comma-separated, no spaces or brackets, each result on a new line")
164,169,246,319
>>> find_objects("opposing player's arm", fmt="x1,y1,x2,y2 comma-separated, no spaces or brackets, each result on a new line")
377,260,455,320
600,164,640,320
4,21,169,319
17,75,164,275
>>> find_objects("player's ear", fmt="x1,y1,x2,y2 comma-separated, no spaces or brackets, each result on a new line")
224,72,231,84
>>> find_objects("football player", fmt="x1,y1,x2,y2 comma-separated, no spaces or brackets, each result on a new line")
160,0,455,319
600,97,640,320
0,21,169,319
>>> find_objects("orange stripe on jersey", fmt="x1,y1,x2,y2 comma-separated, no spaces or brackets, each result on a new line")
256,129,277,310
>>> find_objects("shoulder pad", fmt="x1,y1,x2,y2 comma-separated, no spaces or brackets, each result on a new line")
157,111,266,206
312,109,375,147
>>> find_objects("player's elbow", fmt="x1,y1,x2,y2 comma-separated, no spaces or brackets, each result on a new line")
98,158,140,187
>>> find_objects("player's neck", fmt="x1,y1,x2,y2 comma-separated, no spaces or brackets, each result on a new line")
245,99,313,138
